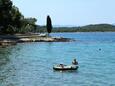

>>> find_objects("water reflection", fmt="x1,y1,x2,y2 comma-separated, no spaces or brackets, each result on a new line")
0,46,21,86
53,70,79,74
0,47,11,66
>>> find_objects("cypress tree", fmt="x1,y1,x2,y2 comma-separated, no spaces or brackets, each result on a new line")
46,15,52,36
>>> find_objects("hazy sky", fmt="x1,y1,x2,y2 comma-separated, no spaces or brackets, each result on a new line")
13,0,115,26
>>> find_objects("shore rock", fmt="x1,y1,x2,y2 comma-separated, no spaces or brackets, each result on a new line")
0,34,75,47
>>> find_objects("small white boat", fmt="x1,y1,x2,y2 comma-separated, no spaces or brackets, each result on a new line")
53,64,78,71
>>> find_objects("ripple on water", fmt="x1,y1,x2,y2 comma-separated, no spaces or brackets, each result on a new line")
0,32,115,86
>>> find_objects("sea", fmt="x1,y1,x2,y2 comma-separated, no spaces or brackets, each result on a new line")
0,32,115,86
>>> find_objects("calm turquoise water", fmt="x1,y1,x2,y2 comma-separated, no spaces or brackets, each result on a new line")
0,32,115,86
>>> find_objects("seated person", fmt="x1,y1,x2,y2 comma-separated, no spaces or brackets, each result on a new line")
59,64,64,68
72,59,78,65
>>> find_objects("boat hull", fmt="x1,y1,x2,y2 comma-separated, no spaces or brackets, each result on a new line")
53,65,78,71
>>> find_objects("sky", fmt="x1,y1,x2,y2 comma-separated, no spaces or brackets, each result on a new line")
13,0,115,26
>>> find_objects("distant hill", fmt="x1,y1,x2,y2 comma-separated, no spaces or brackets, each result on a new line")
53,24,115,32
36,24,115,32
77,24,115,32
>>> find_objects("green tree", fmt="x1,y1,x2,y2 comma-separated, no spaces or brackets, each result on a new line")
46,15,52,36
11,6,23,28
0,0,37,34
0,0,13,33
19,18,37,33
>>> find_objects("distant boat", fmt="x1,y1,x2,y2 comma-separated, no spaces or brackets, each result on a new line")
53,64,78,71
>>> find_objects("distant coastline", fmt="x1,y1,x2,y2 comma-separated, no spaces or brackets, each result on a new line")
1,23,115,47
37,24,115,32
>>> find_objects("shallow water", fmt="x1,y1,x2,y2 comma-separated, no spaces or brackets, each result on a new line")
0,32,115,86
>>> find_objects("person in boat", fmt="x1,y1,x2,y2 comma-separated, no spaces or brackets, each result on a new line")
59,64,64,68
72,59,78,65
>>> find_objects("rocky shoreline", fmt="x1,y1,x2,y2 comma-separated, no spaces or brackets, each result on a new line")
0,34,75,46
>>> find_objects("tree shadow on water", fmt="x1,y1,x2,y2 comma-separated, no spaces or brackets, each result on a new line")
0,48,11,66
0,47,18,86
